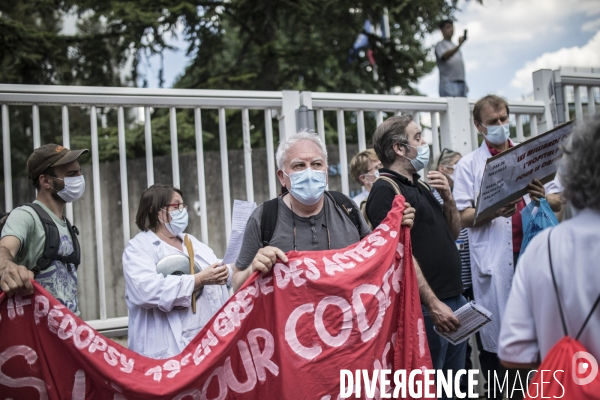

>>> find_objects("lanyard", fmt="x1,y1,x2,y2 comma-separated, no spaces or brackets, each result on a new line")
290,201,330,251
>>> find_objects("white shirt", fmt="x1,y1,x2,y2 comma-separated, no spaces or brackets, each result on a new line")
499,209,600,363
352,188,368,205
453,141,562,353
123,230,231,359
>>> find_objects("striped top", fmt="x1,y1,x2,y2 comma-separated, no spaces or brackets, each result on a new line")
432,189,472,290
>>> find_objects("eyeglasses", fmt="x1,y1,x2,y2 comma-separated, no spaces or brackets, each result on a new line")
437,148,454,169
164,203,187,212
367,163,383,174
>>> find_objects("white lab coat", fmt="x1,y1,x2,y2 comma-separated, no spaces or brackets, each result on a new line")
453,141,562,353
123,230,231,359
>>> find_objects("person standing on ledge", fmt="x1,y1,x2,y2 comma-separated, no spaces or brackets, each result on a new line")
435,19,468,98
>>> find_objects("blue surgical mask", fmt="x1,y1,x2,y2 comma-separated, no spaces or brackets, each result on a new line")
284,168,327,205
160,208,189,236
482,123,510,145
403,144,430,171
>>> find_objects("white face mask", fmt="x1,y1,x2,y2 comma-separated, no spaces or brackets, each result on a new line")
53,176,86,203
481,122,510,145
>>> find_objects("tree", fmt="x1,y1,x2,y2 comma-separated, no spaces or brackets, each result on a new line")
171,0,458,94
1,0,464,183
0,1,136,185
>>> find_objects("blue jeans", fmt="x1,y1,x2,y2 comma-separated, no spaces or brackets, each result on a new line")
421,294,468,400
439,80,467,97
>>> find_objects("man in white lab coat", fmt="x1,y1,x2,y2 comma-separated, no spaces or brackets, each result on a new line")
453,95,562,399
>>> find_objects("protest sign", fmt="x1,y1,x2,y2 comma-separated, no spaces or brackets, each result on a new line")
0,197,432,399
474,120,574,223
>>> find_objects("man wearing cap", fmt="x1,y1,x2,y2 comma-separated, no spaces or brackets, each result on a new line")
0,144,88,315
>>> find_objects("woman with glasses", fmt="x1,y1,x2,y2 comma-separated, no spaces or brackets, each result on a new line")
122,184,230,359
349,149,383,205
436,148,461,187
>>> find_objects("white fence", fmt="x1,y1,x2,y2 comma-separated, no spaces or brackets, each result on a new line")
533,69,600,132
1,69,599,334
1,85,284,333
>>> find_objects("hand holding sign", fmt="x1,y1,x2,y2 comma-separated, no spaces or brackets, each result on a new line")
493,198,520,219
474,120,574,224
402,202,416,229
251,246,288,274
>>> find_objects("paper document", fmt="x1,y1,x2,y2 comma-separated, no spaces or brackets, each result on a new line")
474,120,574,223
221,200,257,265
434,301,492,345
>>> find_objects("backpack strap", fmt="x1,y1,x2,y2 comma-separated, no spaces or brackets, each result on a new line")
547,229,569,337
260,198,280,247
577,293,600,340
62,217,81,267
548,228,600,339
360,176,402,230
377,176,402,195
326,191,361,237
417,179,432,192
261,192,363,246
26,203,80,275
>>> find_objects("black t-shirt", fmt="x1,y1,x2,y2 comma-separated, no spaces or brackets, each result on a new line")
365,168,463,299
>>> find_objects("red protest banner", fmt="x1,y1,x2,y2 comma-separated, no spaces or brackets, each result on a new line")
0,197,432,399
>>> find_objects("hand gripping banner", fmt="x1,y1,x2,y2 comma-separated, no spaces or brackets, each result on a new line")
0,197,432,399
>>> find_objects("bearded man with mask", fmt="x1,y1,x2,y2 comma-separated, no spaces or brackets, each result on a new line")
366,116,466,399
233,131,417,292
453,95,562,399
0,144,87,314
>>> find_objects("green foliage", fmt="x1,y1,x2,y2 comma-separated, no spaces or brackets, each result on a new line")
173,0,457,94
1,0,464,182
0,1,133,182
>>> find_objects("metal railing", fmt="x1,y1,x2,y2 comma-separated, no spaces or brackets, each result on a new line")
307,93,450,194
1,85,285,333
533,69,600,132
470,99,546,143
301,91,546,194
0,83,558,335
560,70,599,121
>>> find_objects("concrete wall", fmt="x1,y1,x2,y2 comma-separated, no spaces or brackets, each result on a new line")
1,144,362,320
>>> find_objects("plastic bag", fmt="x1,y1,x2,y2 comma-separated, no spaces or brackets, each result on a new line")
519,198,559,258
